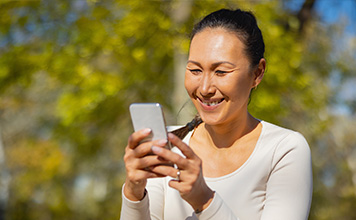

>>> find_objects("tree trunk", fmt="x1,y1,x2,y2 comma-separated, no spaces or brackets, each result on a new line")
297,0,316,33
0,125,10,220
171,1,195,125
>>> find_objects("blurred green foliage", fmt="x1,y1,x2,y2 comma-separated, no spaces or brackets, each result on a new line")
0,0,355,219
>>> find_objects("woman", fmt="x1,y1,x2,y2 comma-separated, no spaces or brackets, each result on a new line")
121,8,312,220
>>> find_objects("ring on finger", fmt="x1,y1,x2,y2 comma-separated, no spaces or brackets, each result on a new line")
176,169,181,182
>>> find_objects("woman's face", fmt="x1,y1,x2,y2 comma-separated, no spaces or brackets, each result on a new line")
185,28,263,126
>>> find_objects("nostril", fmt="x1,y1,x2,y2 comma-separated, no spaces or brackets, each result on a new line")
199,85,216,97
199,92,215,99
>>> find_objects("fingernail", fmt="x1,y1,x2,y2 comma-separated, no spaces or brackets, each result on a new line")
151,146,162,154
142,128,151,134
157,139,168,146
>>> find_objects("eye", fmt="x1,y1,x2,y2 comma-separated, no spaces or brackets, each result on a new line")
189,69,202,75
215,70,228,75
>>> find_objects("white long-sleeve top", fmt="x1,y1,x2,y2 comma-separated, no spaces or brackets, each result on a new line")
120,121,313,220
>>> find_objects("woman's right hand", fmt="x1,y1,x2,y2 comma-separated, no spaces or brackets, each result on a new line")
123,128,169,201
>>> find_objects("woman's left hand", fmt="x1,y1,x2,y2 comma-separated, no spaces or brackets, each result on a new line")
150,133,214,212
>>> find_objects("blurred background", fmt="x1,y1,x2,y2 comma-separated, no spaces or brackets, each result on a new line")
0,0,355,219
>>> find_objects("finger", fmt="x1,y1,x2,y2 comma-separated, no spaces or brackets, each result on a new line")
168,133,196,159
167,179,203,199
133,139,168,158
127,169,164,182
131,141,152,157
150,164,179,179
133,154,172,170
128,128,152,149
152,139,168,148
151,146,189,170
168,179,183,191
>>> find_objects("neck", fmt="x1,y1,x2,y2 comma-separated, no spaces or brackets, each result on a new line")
203,112,259,149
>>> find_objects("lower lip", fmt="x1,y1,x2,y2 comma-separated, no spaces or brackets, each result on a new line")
198,99,223,111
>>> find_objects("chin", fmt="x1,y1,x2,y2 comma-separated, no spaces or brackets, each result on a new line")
198,113,223,126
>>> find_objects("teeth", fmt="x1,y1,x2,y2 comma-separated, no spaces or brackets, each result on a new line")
203,100,221,106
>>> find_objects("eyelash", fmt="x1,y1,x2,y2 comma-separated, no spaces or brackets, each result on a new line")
189,69,202,75
215,70,228,75
188,69,230,76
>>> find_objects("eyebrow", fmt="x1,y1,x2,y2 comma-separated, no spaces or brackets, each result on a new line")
187,60,236,68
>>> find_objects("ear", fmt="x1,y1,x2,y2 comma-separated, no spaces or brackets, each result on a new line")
252,58,266,88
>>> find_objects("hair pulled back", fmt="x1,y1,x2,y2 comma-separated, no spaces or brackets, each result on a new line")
171,115,202,140
191,8,265,67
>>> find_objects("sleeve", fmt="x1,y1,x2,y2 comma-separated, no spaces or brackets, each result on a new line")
195,192,239,220
261,132,313,220
146,178,165,220
120,178,166,220
120,184,151,220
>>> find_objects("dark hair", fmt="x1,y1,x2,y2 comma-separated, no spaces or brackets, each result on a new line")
191,8,265,67
172,8,265,140
171,115,202,140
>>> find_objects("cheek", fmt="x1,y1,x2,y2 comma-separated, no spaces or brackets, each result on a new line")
218,76,252,98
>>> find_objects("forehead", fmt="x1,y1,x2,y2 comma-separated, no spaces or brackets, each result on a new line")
189,28,246,63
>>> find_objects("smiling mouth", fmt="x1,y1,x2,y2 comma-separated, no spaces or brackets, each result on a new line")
198,98,225,106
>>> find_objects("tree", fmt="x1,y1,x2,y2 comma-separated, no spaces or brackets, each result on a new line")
0,0,355,219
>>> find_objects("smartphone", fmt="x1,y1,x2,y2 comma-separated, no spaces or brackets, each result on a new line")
129,103,171,149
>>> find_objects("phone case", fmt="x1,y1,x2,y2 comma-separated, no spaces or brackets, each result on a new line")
129,103,169,145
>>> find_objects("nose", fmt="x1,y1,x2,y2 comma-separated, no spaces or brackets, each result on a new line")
199,73,215,96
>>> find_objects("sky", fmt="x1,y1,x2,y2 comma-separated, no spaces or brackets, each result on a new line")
287,0,356,35
315,0,356,115
287,0,356,115
316,0,356,35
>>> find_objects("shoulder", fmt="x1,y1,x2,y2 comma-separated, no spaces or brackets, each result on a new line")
261,121,309,146
260,121,311,162
262,122,311,168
